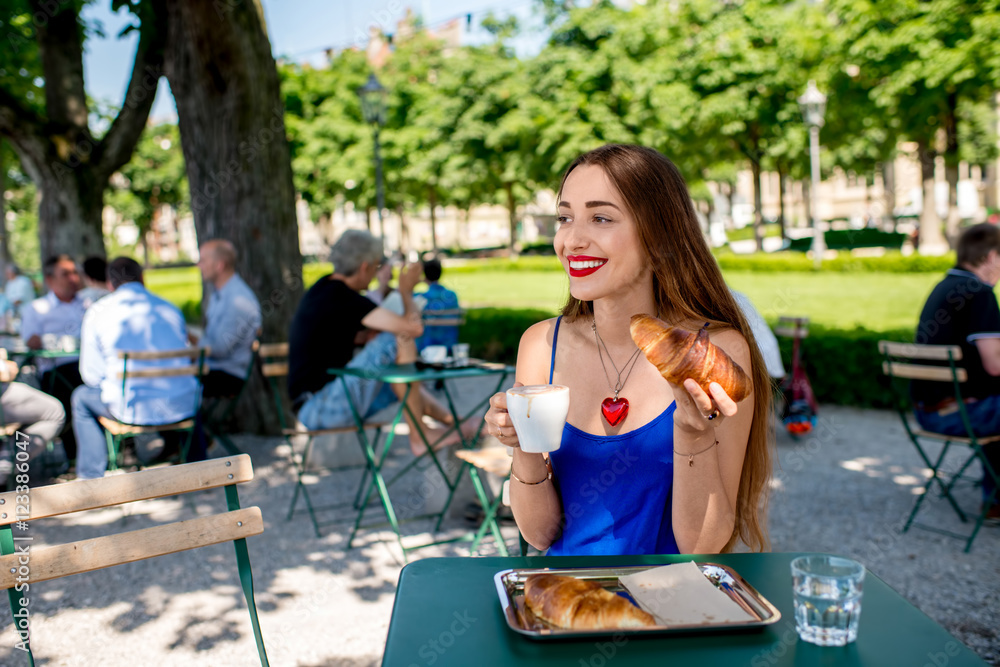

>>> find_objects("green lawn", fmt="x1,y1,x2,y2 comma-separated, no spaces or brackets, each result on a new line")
442,270,943,331
143,263,957,333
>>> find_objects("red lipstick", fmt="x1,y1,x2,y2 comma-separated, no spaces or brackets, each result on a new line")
566,255,608,277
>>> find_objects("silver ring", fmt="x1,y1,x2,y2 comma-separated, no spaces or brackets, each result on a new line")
705,409,720,421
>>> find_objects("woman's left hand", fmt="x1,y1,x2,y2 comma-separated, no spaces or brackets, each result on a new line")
671,379,740,435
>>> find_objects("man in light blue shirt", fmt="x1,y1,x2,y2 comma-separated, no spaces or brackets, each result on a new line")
194,240,261,397
72,257,200,479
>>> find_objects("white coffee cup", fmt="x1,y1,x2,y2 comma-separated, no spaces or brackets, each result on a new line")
420,345,448,363
505,384,570,453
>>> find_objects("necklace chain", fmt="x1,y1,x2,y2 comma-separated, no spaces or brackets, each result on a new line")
592,318,642,400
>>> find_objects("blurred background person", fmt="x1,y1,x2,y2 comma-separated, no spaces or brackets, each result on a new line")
20,254,85,461
415,256,460,352
0,353,66,488
194,240,261,398
4,264,35,317
731,290,785,381
78,256,110,308
366,256,394,306
73,257,202,479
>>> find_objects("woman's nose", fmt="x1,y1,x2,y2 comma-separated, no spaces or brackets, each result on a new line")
559,223,588,253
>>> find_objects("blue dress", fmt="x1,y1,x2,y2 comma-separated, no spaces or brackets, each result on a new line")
546,317,680,556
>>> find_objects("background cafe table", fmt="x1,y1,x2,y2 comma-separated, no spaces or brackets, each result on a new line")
0,335,79,387
381,554,989,667
327,360,514,560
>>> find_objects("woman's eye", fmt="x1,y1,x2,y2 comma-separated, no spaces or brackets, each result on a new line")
557,215,571,224
594,215,612,224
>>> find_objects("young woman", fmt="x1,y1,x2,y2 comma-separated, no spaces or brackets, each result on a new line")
484,144,772,555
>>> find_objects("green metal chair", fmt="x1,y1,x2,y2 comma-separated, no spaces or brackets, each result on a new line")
257,342,389,538
201,339,261,456
0,454,269,666
98,347,208,472
453,447,525,556
879,340,1000,552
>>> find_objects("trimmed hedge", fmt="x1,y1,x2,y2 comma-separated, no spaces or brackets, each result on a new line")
713,251,954,273
787,229,907,251
463,307,555,362
463,307,914,410
777,323,913,409
439,252,955,275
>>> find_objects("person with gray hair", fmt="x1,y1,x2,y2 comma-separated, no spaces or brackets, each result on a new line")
288,229,477,455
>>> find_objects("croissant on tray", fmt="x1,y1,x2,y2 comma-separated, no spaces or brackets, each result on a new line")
629,314,752,402
523,574,657,630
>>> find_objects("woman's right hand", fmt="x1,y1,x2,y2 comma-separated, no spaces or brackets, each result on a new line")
485,381,523,448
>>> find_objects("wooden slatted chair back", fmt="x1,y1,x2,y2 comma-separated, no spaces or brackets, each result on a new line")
258,342,290,380
878,342,968,383
422,308,465,328
0,454,269,665
117,346,210,380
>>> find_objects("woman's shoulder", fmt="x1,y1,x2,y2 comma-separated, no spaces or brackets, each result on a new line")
516,318,563,384
520,317,560,348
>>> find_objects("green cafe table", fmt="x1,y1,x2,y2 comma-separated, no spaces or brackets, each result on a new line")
0,335,80,390
328,361,515,561
381,554,988,667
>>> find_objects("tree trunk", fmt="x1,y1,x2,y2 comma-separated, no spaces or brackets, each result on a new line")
943,92,961,247
505,181,518,258
881,160,897,231
751,158,763,252
396,204,408,255
428,186,438,253
0,142,9,276
724,181,736,229
917,139,947,254
35,163,106,261
777,167,787,240
165,0,303,434
457,207,468,250
0,0,166,265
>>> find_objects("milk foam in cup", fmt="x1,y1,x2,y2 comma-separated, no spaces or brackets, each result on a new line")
505,384,570,453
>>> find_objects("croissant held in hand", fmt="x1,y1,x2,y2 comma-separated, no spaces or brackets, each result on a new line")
524,574,657,630
630,314,752,402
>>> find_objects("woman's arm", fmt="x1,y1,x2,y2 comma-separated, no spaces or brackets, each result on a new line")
484,320,565,550
669,329,754,554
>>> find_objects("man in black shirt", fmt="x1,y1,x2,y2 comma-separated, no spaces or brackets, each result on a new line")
913,223,1000,518
289,229,471,455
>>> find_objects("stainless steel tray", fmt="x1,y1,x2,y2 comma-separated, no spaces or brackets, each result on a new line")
494,563,781,640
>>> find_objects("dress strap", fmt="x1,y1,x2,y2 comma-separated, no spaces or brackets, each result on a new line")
549,316,562,384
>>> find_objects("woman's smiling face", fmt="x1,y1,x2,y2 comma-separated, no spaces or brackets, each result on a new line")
554,164,651,303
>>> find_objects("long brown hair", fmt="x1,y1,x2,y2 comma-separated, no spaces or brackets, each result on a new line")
558,144,772,552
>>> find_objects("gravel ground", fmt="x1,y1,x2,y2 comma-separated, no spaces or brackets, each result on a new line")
0,378,996,666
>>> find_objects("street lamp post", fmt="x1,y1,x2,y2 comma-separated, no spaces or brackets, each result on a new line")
357,73,387,244
798,80,827,269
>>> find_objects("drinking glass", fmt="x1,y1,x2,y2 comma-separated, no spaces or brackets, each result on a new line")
790,555,865,646
451,343,470,366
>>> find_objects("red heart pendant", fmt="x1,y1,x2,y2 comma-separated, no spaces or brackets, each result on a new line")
601,397,629,427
